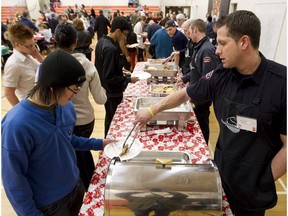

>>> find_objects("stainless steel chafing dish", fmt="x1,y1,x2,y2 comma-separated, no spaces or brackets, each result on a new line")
150,84,178,97
104,151,222,216
147,58,166,64
143,63,179,77
134,97,192,130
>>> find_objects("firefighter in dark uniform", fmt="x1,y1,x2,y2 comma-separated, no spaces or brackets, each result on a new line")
134,10,286,216
180,19,220,144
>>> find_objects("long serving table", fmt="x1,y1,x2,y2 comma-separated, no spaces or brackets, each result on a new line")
79,62,233,216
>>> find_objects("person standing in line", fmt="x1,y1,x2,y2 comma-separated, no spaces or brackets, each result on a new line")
134,15,147,62
130,9,139,27
54,22,107,191
73,18,93,61
2,50,116,216
146,19,161,41
165,19,188,68
3,22,44,107
179,19,220,144
134,10,286,216
176,13,185,32
179,19,194,78
95,17,139,137
149,24,173,59
94,9,111,40
18,10,38,32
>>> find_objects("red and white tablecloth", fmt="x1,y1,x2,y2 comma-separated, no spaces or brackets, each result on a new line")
79,62,233,216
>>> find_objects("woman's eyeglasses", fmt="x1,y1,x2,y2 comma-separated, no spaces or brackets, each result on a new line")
67,86,81,94
20,43,36,49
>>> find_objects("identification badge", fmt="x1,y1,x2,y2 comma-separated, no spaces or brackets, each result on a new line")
236,115,257,133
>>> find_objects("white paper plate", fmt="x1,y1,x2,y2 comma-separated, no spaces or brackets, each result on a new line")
104,138,143,160
127,43,139,48
131,72,151,80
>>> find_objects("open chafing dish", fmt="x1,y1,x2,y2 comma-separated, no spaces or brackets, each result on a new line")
150,84,178,97
104,152,222,216
147,58,166,64
143,63,179,77
134,97,192,130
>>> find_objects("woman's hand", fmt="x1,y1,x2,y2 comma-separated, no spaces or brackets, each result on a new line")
102,139,118,148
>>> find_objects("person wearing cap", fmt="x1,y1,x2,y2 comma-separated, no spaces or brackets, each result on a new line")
165,19,188,68
133,16,147,62
94,9,111,40
54,22,107,191
95,17,139,137
149,22,173,59
1,50,116,216
3,22,44,107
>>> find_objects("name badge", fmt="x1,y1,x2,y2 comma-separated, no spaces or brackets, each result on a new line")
236,115,257,133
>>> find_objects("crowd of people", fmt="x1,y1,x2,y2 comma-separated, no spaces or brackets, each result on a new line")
1,3,286,216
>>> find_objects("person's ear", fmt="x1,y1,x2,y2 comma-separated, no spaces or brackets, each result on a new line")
240,35,249,49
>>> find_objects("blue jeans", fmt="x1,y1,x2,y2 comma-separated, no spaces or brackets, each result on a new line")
39,180,85,216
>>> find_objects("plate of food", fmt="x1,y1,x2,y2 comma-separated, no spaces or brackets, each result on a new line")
131,72,152,79
104,138,143,160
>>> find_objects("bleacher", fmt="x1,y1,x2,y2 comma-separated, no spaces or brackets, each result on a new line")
1,6,27,23
1,5,160,24
55,5,161,16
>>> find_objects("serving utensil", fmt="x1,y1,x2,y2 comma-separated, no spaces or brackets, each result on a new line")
119,124,139,157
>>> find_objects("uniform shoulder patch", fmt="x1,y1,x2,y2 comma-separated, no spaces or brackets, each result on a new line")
203,56,211,63
203,70,214,80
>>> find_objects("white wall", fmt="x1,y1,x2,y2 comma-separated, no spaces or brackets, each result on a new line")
1,0,26,6
1,0,286,64
229,0,286,65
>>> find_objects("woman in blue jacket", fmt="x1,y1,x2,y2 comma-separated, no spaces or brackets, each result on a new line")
1,50,116,216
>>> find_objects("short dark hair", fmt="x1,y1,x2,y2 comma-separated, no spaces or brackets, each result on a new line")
216,10,261,49
207,15,212,22
22,11,28,17
54,22,77,49
190,19,206,33
110,16,130,33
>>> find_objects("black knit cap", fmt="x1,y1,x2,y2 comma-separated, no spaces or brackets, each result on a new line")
38,50,86,87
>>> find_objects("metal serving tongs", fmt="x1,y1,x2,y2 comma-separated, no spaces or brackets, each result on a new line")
119,123,140,157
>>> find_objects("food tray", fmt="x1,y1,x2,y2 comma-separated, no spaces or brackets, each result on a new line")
134,97,192,130
143,63,178,77
147,58,165,64
150,84,178,97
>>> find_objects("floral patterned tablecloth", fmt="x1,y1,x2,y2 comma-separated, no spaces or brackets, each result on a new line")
79,62,232,216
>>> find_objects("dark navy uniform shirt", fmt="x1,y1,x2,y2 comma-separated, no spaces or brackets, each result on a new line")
186,53,286,148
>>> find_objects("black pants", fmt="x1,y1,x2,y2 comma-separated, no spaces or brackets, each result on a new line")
104,96,123,137
73,120,95,191
228,194,265,216
193,102,211,144
39,180,85,216
137,48,144,62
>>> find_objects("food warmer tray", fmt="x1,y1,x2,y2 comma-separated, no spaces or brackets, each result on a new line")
143,63,179,77
134,97,192,130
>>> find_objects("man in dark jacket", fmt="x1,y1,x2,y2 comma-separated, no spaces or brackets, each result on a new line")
19,11,38,32
180,19,220,144
94,9,111,40
95,17,139,136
